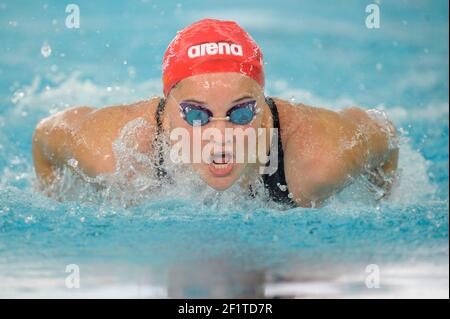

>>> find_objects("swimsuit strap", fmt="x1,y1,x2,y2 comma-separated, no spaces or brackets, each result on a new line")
264,96,283,163
262,97,296,207
156,97,166,131
154,97,168,178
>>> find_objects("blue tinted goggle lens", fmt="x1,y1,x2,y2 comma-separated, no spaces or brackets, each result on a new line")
228,107,254,125
180,100,257,126
185,109,210,126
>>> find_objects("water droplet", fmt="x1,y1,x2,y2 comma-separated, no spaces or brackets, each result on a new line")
11,91,25,103
175,3,183,15
25,216,34,223
67,158,79,167
127,66,136,78
41,41,52,58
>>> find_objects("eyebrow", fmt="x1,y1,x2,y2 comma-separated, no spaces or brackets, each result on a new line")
181,95,254,105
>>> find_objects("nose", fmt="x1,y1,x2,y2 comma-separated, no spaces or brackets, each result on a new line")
206,119,234,148
209,117,228,130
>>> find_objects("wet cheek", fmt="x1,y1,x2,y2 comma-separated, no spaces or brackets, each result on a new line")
172,115,188,129
233,124,255,159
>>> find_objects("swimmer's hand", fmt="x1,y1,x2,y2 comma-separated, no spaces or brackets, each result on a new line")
364,147,399,200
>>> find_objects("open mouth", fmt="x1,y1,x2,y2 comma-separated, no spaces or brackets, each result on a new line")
208,151,234,177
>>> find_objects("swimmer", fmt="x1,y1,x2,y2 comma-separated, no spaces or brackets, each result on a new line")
32,18,399,207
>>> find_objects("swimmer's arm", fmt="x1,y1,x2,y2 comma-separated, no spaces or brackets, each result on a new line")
32,105,121,188
32,106,97,188
340,107,399,199
32,100,159,190
284,105,398,207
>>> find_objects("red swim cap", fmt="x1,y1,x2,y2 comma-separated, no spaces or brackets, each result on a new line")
162,18,265,97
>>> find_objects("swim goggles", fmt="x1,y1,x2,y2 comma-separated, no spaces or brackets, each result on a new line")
179,100,260,126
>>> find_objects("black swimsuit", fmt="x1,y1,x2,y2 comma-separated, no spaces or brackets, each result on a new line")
154,96,296,207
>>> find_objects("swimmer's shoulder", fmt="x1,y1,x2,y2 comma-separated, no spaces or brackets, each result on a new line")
33,97,163,178
76,96,162,150
70,97,162,175
270,96,344,135
269,97,316,142
270,96,360,157
85,96,161,128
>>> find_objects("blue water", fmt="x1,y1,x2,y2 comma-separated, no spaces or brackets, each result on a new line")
0,0,448,298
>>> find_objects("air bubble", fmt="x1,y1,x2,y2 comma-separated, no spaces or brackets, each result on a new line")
41,41,52,58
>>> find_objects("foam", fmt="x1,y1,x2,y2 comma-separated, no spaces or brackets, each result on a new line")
9,72,162,118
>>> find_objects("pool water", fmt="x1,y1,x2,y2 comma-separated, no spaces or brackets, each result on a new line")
0,0,448,298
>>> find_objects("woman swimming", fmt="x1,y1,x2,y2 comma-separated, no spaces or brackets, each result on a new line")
32,18,399,207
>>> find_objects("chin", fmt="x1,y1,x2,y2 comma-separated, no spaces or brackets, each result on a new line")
207,178,235,191
198,164,244,191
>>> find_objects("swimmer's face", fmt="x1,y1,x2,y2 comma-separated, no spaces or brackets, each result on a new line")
166,72,266,191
